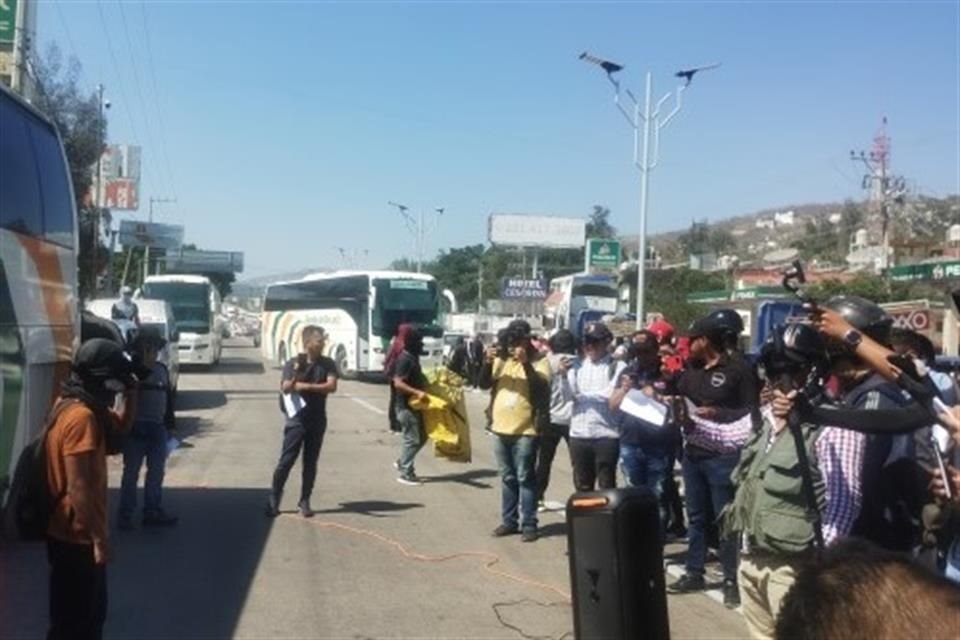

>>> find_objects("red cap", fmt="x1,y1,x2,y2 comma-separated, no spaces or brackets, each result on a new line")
647,320,675,344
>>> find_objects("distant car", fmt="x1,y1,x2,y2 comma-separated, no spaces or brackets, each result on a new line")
85,297,181,395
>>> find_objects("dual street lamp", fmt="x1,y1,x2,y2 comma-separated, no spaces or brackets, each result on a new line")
580,52,718,328
388,201,444,273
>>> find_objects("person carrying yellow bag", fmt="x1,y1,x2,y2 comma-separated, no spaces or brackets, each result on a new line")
409,368,472,463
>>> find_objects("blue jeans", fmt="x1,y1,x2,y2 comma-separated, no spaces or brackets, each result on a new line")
396,408,425,477
620,443,670,533
119,421,168,518
682,450,739,581
493,434,539,531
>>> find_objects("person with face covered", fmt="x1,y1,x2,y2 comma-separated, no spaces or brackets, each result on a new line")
110,286,140,325
668,314,757,608
45,338,139,640
392,327,430,486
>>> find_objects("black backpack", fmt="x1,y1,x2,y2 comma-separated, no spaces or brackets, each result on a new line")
7,400,76,541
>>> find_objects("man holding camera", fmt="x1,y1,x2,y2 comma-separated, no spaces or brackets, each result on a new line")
479,321,550,542
266,325,338,517
726,324,866,640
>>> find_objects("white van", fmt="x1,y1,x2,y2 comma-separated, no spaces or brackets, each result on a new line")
84,298,181,394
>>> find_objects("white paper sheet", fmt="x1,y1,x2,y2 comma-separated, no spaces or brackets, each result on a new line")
282,392,305,419
619,390,668,427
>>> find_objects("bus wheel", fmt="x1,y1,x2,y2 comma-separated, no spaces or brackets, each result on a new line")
336,346,355,380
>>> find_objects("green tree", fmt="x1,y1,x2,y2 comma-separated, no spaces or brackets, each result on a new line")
32,44,108,300
586,205,615,239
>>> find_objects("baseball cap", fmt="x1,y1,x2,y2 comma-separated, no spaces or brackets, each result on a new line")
583,322,613,343
647,320,675,343
686,315,725,340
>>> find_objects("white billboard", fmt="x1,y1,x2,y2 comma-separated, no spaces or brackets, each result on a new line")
488,214,586,249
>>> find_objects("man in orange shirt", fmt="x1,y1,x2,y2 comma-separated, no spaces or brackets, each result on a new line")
45,339,138,640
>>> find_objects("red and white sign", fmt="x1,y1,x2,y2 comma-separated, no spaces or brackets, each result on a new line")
889,309,931,332
103,179,140,210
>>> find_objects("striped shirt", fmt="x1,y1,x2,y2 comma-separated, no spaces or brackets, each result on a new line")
567,357,626,439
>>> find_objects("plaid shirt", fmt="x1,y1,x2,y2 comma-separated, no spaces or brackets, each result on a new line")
760,407,865,546
683,399,753,454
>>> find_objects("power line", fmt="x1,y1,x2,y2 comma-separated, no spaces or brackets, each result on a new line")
116,0,171,199
96,0,140,147
138,0,179,201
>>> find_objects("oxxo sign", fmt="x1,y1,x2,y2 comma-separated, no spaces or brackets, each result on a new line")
889,309,932,332
586,238,621,273
501,277,547,300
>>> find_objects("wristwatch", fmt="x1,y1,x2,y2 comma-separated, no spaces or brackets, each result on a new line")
843,329,863,349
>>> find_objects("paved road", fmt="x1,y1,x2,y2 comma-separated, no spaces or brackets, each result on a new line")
2,343,748,639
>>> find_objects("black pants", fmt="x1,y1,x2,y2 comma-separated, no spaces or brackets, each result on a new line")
271,419,327,502
661,446,686,531
535,423,570,501
47,538,106,640
569,437,620,492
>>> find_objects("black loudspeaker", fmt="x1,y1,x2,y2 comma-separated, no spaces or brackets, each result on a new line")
948,287,960,317
566,488,669,640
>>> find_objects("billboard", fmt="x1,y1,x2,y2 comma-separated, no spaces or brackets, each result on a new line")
500,277,548,300
0,0,16,44
118,220,184,250
488,214,585,249
164,250,245,274
97,145,141,210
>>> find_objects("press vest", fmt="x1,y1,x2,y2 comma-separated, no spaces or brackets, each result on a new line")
725,412,825,556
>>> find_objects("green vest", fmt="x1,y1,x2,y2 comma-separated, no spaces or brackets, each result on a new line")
724,412,826,556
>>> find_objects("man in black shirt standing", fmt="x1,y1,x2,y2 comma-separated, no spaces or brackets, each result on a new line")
392,328,429,485
266,325,338,518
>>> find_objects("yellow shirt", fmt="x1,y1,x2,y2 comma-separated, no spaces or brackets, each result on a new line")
490,356,551,436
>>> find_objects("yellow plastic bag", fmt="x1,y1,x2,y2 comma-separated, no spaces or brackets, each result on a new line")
408,368,472,462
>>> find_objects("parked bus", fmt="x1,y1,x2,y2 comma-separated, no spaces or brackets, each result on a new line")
0,86,80,501
140,274,223,366
261,270,445,376
543,273,619,338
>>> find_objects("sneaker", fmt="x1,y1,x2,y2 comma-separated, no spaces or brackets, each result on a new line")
298,500,315,518
392,460,400,471
117,515,135,531
521,529,539,543
265,494,281,518
142,509,179,527
396,475,424,486
492,524,519,537
723,580,741,609
537,501,547,513
667,573,706,594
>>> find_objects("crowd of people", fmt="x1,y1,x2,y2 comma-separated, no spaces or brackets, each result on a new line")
30,292,960,639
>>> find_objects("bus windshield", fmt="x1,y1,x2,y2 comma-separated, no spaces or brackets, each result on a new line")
142,282,211,334
372,278,441,338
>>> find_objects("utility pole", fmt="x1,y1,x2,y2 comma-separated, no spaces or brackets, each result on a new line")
143,196,176,282
92,84,110,295
850,117,904,272
389,202,444,273
581,53,717,328
477,260,484,312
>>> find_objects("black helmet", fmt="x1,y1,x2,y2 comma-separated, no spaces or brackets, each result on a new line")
73,338,137,385
823,295,892,345
687,314,726,342
583,322,613,344
707,308,745,336
760,323,826,377
131,325,167,352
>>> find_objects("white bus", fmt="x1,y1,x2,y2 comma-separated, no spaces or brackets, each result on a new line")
0,86,80,501
544,273,619,338
140,274,224,366
260,270,445,376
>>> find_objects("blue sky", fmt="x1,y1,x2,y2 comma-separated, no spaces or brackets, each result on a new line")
38,1,959,278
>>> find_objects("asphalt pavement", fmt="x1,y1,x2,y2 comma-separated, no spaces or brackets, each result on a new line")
1,342,749,639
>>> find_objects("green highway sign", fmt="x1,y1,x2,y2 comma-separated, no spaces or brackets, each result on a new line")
0,0,16,45
586,238,621,272
887,260,960,282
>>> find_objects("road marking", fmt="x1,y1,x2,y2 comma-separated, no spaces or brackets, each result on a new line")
343,394,387,415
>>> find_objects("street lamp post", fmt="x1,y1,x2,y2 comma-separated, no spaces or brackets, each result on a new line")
580,52,717,328
388,202,444,273
93,84,110,295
